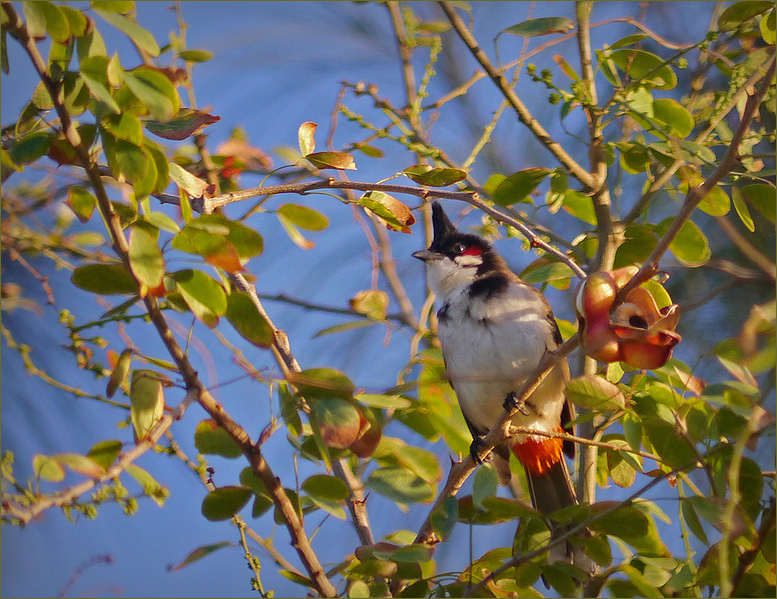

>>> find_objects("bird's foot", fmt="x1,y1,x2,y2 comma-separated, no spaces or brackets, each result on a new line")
504,391,530,415
469,436,488,464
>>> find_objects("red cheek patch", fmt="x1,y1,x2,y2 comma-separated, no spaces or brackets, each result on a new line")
462,246,483,256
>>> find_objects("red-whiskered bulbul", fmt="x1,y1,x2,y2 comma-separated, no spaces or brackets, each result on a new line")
413,201,593,573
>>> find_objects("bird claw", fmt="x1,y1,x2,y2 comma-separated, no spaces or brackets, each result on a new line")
469,436,488,464
504,391,530,415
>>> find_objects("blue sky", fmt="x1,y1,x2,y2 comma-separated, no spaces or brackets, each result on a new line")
3,2,772,597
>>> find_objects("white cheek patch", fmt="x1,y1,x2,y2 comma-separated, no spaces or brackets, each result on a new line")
426,255,480,296
456,255,483,269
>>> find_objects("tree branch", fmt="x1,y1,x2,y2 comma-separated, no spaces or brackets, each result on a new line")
439,1,599,190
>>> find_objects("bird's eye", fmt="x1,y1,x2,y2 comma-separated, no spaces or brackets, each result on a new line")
453,243,467,254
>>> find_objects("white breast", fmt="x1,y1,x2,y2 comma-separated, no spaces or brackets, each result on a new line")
438,282,567,440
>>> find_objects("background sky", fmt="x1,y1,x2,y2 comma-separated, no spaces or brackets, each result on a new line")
2,2,773,597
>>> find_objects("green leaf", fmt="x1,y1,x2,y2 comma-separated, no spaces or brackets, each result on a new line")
614,224,659,268
123,66,180,122
79,55,121,113
106,348,132,398
6,131,54,165
355,393,411,409
59,6,89,37
225,291,274,349
93,8,160,56
402,165,467,187
128,222,165,289
604,49,677,90
91,1,135,14
305,151,356,170
201,486,252,521
178,49,214,63
100,112,143,145
86,439,123,471
169,162,210,198
619,563,664,598
664,218,710,267
33,454,65,482
503,17,575,37
760,7,776,44
610,33,650,50
168,541,233,572
194,419,243,458
277,203,329,231
277,213,314,250
71,263,138,295
718,1,773,31
290,367,355,399
144,108,220,141
732,187,756,232
562,189,597,225
144,210,180,234
430,496,458,542
643,418,697,470
76,26,108,60
357,191,415,233
740,183,775,223
519,261,576,285
301,474,349,502
130,370,165,442
366,466,435,505
102,133,148,183
589,502,649,540
459,495,537,525
145,142,170,194
567,375,626,412
472,463,499,511
51,452,105,478
34,2,72,43
124,463,167,505
65,186,97,223
176,214,263,258
312,320,377,338
652,98,694,137
31,80,54,109
350,289,389,320
694,185,731,217
492,168,549,206
22,1,48,39
171,269,227,327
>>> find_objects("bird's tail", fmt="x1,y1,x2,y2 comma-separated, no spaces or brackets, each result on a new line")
512,436,595,575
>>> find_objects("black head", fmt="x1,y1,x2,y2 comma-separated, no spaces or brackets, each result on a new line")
412,202,507,277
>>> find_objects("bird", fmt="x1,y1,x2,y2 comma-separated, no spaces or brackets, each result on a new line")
412,201,593,573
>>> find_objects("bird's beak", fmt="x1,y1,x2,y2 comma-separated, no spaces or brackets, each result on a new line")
412,249,439,262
